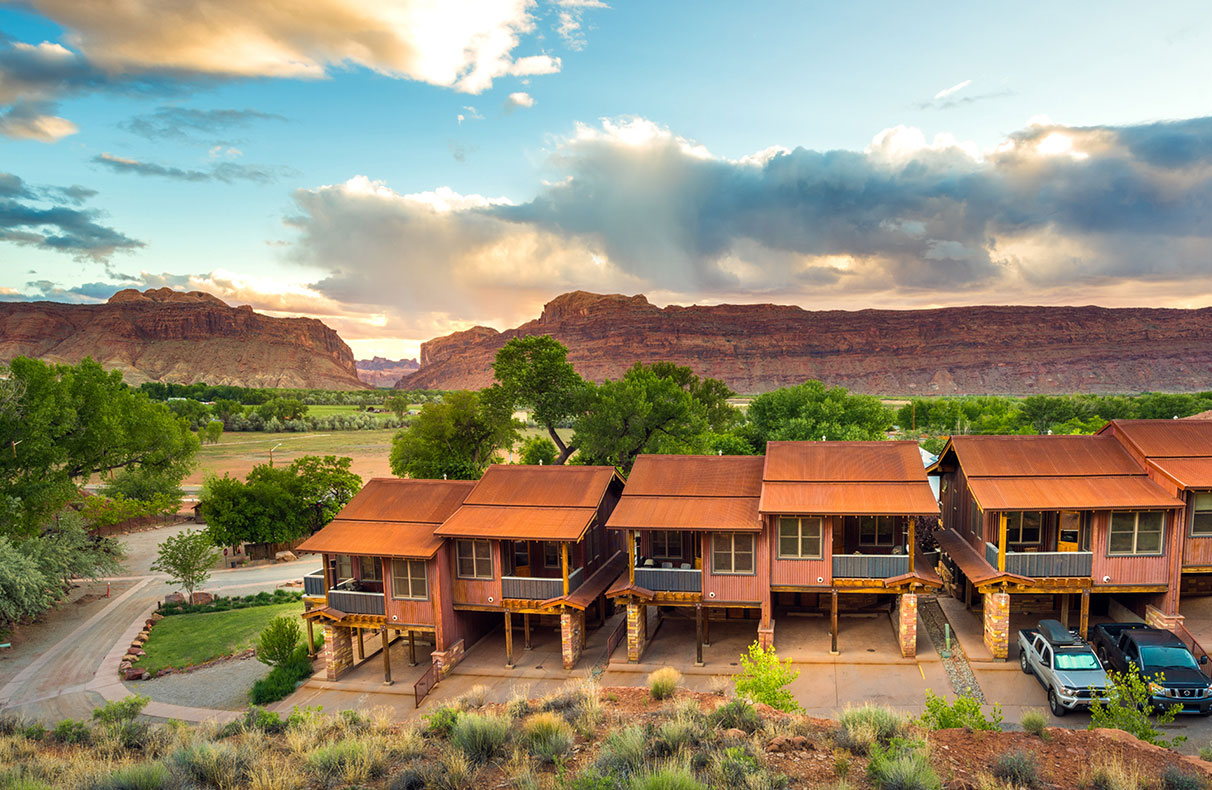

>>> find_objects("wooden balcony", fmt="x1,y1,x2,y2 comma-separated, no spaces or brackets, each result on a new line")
502,567,584,600
832,554,910,579
984,542,1093,577
635,566,702,592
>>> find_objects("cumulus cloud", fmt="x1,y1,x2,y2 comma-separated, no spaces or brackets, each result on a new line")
0,170,142,260
93,152,289,184
505,91,535,110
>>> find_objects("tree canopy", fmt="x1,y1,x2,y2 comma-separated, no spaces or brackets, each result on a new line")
485,335,589,464
389,390,518,479
742,380,893,446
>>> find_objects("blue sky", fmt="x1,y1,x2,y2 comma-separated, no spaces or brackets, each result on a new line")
2,1,1211,359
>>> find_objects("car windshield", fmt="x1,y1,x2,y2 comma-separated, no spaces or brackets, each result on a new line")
1054,650,1101,670
1139,645,1200,671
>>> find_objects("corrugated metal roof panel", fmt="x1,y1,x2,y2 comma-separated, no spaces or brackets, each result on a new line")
297,519,442,558
335,478,475,523
1148,457,1212,490
967,475,1184,511
758,481,940,515
951,435,1144,478
1108,419,1212,458
606,496,761,531
434,504,595,541
763,441,928,483
464,465,617,508
624,455,764,498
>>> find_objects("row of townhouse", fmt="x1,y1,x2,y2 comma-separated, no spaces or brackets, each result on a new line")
295,419,1212,686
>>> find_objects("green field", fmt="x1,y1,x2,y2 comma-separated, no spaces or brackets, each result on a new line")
190,429,399,483
133,602,305,674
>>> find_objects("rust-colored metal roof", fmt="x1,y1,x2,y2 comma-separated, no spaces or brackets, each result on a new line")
967,476,1183,512
758,481,939,515
542,551,626,610
463,464,619,508
296,519,442,559
434,504,595,541
933,529,1031,587
1105,419,1212,459
335,478,476,523
1148,457,1212,490
763,441,928,483
606,496,761,531
623,455,764,498
948,435,1144,478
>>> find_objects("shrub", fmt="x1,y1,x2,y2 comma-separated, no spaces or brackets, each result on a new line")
241,706,286,734
1089,664,1185,748
918,690,1002,732
653,717,703,758
1162,764,1209,790
19,724,45,741
866,738,941,790
450,712,509,764
648,667,682,701
425,705,462,737
49,718,90,745
172,741,252,787
710,698,761,734
712,746,760,784
1019,709,1048,738
991,751,1039,788
249,644,313,704
306,737,387,783
837,704,907,754
1201,744,1212,762
255,615,302,668
389,761,433,790
734,641,802,712
594,725,647,779
92,762,173,790
523,711,574,764
564,771,622,790
1086,756,1144,790
631,764,706,790
425,748,478,790
93,695,150,725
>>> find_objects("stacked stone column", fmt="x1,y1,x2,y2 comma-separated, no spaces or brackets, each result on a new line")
560,608,585,669
896,593,918,658
323,624,354,680
1145,604,1185,632
983,591,1010,660
626,602,647,662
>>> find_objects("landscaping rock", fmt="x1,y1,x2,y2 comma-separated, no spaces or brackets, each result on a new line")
765,737,791,753
788,736,809,750
149,613,164,623
141,671,151,680
124,667,144,681
156,669,171,678
275,550,297,562
163,592,185,605
722,728,747,740
191,591,215,605
130,648,146,657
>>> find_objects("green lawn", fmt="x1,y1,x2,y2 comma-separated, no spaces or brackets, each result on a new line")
134,602,306,674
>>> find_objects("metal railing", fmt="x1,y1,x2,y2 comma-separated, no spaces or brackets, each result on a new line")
414,662,438,707
327,588,385,616
1175,623,1212,680
303,570,325,598
984,542,1093,577
832,554,910,579
635,566,702,592
502,567,584,600
603,613,628,663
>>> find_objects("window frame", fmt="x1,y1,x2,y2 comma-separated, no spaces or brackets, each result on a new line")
456,539,494,579
712,532,755,575
544,541,561,569
335,554,353,582
391,559,429,600
1108,511,1165,557
1004,511,1043,545
651,530,683,560
777,516,823,560
1192,493,1212,537
359,555,383,582
858,515,896,548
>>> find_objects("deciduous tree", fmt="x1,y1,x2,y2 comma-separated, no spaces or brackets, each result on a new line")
743,380,891,447
389,390,517,479
150,528,219,602
485,336,589,464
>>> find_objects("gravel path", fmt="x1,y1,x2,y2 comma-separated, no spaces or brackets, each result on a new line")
123,657,270,711
918,595,986,701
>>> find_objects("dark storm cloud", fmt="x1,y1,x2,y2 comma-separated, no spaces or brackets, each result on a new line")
0,170,142,260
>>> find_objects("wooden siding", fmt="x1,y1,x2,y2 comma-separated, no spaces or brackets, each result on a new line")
770,515,832,587
383,557,436,629
451,541,503,606
703,526,768,604
1089,511,1172,586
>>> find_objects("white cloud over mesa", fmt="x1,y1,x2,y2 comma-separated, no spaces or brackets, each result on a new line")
0,0,588,139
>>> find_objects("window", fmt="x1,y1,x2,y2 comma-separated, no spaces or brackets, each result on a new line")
359,556,382,581
335,555,353,581
1193,494,1212,536
712,532,754,574
1109,511,1164,556
456,539,493,578
969,500,981,536
513,542,530,569
391,559,428,600
651,531,682,559
544,542,561,569
778,516,823,559
1004,511,1042,544
859,516,895,547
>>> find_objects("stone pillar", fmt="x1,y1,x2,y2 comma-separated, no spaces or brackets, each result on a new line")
561,608,586,670
983,591,1010,661
626,602,647,662
323,624,353,681
895,593,918,659
1145,604,1185,632
757,620,775,650
432,639,466,676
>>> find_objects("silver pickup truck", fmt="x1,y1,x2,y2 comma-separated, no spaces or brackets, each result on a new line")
1018,619,1111,716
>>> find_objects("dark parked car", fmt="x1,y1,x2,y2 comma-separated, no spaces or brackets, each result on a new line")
1090,622,1212,714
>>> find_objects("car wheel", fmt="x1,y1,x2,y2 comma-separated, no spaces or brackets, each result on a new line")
1049,688,1067,717
1020,652,1031,674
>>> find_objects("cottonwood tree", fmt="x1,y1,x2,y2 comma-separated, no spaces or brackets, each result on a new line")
384,393,409,418
389,390,517,479
742,380,892,447
151,528,219,603
484,336,589,464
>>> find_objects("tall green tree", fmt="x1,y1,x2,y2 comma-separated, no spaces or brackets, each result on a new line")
484,335,589,464
389,390,517,479
150,528,219,602
743,380,892,447
0,357,198,537
384,393,410,418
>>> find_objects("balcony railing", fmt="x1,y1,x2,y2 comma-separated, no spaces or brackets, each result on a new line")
303,570,325,598
328,588,385,616
636,566,702,592
984,542,1093,577
832,554,910,579
502,567,584,600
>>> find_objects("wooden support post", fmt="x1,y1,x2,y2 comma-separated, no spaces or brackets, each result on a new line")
703,610,711,646
997,513,1008,573
627,530,635,584
598,598,606,628
305,617,316,658
695,603,704,667
562,543,571,596
907,518,916,573
1059,593,1071,629
1079,590,1090,640
504,610,514,668
830,589,839,656
523,613,532,650
381,625,393,685
356,627,364,661
408,630,417,667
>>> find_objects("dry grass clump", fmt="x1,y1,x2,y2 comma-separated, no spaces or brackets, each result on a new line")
1019,709,1049,739
522,711,574,764
1082,755,1146,790
449,711,510,765
835,703,909,755
648,666,683,700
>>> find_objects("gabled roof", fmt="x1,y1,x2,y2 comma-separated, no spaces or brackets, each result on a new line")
606,455,763,532
1101,419,1212,490
434,464,621,542
758,441,939,516
297,478,475,559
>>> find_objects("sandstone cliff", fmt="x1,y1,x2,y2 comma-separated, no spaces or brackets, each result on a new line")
395,291,1212,395
0,288,366,389
356,356,420,388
